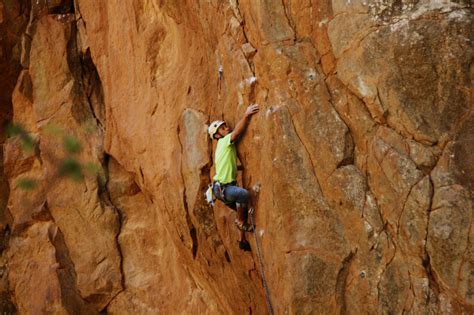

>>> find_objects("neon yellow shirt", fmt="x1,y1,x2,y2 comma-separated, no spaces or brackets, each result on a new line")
213,133,237,184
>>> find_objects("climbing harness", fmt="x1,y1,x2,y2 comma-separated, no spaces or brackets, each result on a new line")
205,181,236,209
249,208,274,315
210,181,238,210
212,181,226,203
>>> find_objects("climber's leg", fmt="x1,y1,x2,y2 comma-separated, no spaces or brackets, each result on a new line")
239,229,246,242
236,203,251,250
237,203,247,226
235,203,253,231
237,213,251,251
223,186,253,232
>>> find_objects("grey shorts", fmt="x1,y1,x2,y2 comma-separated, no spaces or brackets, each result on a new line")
213,182,250,209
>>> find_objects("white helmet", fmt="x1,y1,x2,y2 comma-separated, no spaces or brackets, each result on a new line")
208,120,225,139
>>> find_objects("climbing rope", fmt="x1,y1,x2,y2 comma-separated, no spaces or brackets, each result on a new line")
249,209,274,315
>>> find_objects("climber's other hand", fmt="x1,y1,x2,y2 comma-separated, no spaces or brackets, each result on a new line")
245,104,259,117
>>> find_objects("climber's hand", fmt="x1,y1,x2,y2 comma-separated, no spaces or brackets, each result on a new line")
231,104,259,142
245,104,259,117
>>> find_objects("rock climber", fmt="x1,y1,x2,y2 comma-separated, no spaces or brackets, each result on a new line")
208,104,259,251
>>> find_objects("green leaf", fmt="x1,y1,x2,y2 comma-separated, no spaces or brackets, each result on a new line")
84,162,100,173
6,123,23,137
43,123,62,136
63,135,81,154
16,178,37,190
84,120,97,135
58,158,83,181
85,162,107,185
20,134,36,152
6,123,36,152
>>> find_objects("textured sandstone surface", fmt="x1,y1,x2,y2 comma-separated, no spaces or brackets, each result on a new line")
0,0,472,314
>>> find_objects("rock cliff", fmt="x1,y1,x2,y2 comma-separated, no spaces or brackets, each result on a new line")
0,0,472,314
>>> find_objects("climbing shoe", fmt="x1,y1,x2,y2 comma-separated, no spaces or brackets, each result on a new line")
239,240,251,252
235,220,254,232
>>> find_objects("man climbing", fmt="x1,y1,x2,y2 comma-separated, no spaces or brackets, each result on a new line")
208,104,259,251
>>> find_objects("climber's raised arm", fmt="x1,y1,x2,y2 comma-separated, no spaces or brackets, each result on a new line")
231,104,259,143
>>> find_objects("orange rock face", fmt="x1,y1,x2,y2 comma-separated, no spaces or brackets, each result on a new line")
1,0,472,314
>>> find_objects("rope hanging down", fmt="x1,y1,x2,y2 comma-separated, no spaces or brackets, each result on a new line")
249,209,274,315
